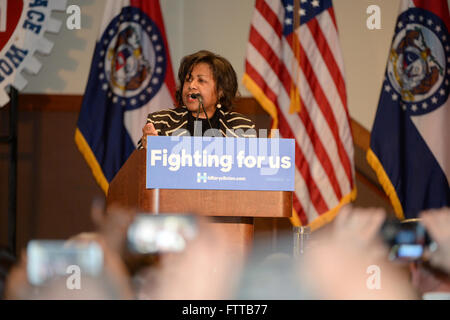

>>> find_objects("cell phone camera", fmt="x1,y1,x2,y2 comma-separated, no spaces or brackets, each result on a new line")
380,218,432,262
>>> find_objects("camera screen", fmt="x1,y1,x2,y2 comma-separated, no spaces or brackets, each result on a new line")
127,214,198,254
380,219,432,261
27,240,104,286
393,244,424,260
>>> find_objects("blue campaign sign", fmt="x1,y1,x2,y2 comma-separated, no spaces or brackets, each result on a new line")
146,136,295,191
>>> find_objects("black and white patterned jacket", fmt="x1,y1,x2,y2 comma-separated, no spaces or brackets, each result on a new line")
137,108,257,149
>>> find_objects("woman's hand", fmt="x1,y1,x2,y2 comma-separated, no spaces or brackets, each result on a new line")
141,122,158,148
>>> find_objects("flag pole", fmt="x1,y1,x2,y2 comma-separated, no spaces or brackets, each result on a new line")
289,0,301,114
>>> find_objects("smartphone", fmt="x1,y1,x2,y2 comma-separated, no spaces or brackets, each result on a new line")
27,240,104,286
380,219,432,261
127,214,198,254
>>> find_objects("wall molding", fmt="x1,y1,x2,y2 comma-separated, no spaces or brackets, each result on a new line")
18,94,83,112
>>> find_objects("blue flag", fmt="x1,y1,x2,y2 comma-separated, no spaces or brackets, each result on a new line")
75,0,176,194
367,0,450,219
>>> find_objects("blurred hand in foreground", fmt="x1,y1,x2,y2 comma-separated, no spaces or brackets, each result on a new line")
420,207,450,274
298,205,418,299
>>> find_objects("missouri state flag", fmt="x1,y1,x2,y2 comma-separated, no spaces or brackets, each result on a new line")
75,0,176,194
367,0,450,219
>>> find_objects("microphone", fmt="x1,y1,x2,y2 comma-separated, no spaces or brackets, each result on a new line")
192,93,202,126
190,93,202,102
190,93,212,133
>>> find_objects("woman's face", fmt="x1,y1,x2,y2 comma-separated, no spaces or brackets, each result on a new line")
182,62,220,119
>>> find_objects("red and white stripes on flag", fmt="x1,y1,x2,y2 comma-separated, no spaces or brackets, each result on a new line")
243,0,356,230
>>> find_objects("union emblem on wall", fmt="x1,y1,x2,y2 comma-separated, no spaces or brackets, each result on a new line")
0,0,67,106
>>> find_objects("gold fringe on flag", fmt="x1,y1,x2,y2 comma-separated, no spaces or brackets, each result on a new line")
74,128,109,195
366,148,405,220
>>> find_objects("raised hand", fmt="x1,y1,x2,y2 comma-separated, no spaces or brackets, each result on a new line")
140,122,158,149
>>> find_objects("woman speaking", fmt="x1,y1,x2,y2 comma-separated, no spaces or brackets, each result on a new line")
138,50,256,148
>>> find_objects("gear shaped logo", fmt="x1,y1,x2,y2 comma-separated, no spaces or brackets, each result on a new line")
0,0,67,107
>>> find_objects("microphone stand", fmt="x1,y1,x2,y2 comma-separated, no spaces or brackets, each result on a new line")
192,95,212,135
194,98,201,136
200,100,212,130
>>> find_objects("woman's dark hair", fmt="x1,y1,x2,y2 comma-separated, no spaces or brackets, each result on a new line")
175,50,238,111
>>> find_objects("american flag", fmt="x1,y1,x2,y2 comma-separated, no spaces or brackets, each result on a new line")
243,0,356,230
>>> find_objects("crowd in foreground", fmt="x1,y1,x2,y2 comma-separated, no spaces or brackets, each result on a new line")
2,201,450,300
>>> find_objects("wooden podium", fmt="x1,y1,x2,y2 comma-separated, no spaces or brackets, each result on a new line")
107,149,292,259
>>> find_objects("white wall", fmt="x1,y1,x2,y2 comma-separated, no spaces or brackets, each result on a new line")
335,0,401,130
21,0,449,131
